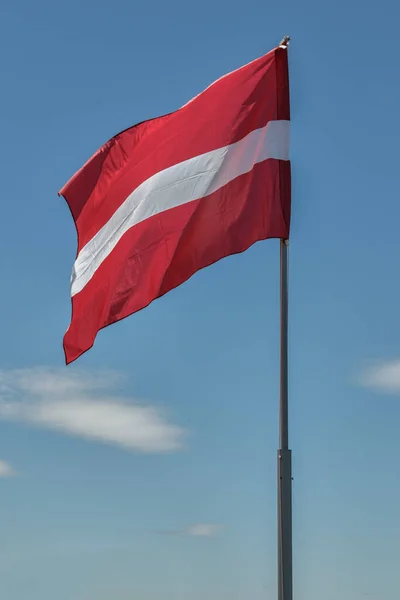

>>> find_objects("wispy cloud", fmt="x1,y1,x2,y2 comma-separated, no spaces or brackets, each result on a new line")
156,524,224,538
186,524,224,537
0,368,186,453
0,459,16,477
359,360,400,393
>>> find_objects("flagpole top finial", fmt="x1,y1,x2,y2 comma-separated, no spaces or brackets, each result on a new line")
279,36,291,49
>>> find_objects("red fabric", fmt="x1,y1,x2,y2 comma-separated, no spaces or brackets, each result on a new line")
60,46,290,363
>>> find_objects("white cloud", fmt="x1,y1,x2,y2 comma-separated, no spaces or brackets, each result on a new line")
0,368,185,453
0,460,15,477
156,523,224,538
186,524,224,537
360,360,400,393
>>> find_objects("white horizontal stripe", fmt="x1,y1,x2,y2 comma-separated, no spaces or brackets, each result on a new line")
71,120,290,296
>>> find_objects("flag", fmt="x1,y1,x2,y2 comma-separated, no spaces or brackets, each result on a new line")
59,45,291,364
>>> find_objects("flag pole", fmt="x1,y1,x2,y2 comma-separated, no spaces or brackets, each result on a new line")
277,36,292,600
278,236,292,600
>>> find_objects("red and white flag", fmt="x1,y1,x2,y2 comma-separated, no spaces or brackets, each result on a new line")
59,45,291,364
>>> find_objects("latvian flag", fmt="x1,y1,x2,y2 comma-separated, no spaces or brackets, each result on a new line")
59,45,291,364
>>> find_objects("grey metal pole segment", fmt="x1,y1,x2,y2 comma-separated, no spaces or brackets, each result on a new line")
278,238,292,600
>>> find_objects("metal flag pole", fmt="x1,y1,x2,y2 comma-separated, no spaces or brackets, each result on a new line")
277,37,292,600
278,237,292,600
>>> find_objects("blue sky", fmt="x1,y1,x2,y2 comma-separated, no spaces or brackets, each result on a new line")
0,0,399,598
